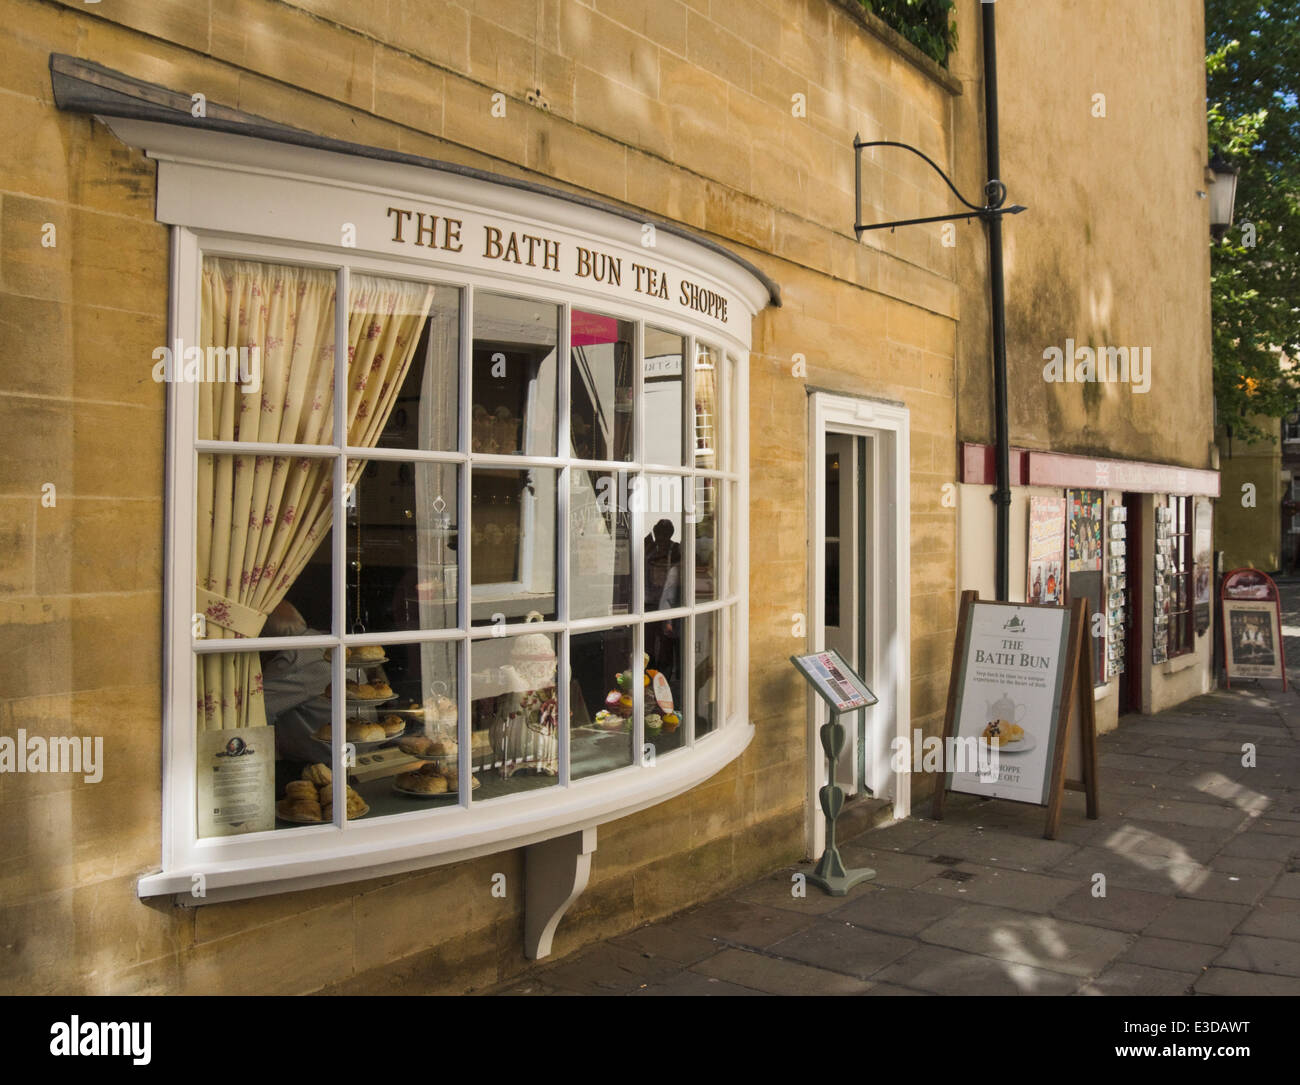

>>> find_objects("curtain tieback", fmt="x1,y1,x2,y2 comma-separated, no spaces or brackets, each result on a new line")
196,588,267,639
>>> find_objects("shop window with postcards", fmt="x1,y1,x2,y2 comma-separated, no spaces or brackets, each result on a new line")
1153,496,1194,661
185,255,740,836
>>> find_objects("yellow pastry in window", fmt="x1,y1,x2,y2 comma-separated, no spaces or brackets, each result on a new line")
301,763,331,787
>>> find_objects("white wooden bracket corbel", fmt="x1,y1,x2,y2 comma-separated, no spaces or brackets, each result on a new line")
523,826,597,959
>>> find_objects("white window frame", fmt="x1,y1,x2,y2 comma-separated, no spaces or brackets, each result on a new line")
121,120,765,902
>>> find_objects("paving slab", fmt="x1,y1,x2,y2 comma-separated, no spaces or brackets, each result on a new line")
854,818,947,852
1271,874,1300,899
1047,845,1205,894
860,981,928,995
1208,854,1286,879
730,867,871,916
1118,936,1223,974
607,922,723,965
664,898,816,950
767,920,915,980
915,865,1080,913
1077,963,1197,996
1140,899,1252,945
630,971,762,996
835,845,965,888
539,942,693,995
873,944,1080,995
1121,798,1251,831
919,827,1080,872
1218,831,1299,861
1194,967,1300,996
1251,818,1300,838
829,885,965,936
1095,821,1227,864
1175,870,1273,906
1050,885,1173,933
917,904,1130,977
1235,897,1300,941
691,947,873,995
1213,934,1300,977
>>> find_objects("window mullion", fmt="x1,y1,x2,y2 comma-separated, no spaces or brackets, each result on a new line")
558,301,572,784
330,264,350,828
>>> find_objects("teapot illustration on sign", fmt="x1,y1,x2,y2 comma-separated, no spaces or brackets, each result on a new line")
986,692,1026,725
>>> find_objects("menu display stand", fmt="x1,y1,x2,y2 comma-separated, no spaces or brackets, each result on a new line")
790,650,879,896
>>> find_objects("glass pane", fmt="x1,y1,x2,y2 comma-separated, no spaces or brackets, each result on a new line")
195,452,334,634
470,467,558,625
346,460,459,634
570,470,632,619
643,475,684,612
570,626,634,778
695,611,719,737
472,292,558,456
364,283,460,452
354,642,465,815
645,619,684,755
694,476,718,603
643,327,685,467
346,275,444,451
198,257,336,444
193,649,340,838
470,633,559,796
694,342,719,469
571,310,635,461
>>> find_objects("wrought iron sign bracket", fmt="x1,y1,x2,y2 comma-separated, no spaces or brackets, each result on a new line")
853,136,1027,234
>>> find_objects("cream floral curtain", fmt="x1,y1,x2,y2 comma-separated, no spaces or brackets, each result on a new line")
196,258,434,731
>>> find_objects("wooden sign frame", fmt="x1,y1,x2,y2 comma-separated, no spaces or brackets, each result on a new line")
1221,567,1287,690
932,591,1099,839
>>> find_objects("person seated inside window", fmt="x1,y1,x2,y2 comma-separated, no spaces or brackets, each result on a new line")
261,601,332,776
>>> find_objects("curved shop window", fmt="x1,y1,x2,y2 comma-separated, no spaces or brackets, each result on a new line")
174,244,746,868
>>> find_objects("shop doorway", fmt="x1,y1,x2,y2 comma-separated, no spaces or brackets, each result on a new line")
807,394,910,859
824,433,871,792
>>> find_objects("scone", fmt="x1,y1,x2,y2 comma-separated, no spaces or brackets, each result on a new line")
397,765,448,794
284,780,317,801
288,798,322,821
399,735,434,757
301,763,332,787
370,681,394,698
381,714,405,737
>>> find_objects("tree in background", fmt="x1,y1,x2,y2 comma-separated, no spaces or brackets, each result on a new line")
1207,0,1300,445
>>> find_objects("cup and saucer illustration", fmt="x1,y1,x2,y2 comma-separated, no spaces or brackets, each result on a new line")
980,692,1036,754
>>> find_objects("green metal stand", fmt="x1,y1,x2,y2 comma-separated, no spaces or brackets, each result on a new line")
806,711,877,897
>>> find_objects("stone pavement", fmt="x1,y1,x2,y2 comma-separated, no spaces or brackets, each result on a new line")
488,663,1300,995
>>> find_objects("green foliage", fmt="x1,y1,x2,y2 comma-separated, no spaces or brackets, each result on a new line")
858,0,958,68
1207,0,1300,444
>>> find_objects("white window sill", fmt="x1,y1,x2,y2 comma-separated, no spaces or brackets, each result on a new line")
138,720,753,904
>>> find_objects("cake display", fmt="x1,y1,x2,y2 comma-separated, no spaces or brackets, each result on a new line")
591,654,681,734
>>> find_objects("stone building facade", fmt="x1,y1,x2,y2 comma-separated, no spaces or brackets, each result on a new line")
0,0,1215,994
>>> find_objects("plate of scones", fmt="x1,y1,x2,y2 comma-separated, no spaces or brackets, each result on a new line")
275,764,370,823
393,762,480,798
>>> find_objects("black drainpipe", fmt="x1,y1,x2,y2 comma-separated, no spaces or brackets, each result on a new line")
982,2,1012,600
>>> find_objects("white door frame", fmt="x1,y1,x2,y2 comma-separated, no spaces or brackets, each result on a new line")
806,393,911,859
